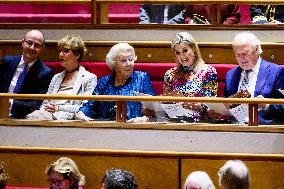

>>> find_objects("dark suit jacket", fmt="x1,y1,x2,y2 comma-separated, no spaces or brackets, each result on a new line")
139,4,185,24
224,58,284,124
250,5,284,23
0,55,54,118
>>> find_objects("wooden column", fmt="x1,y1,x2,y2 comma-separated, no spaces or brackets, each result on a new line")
0,97,9,119
116,101,126,122
248,104,258,126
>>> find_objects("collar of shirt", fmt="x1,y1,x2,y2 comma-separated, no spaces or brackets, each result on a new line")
19,55,37,70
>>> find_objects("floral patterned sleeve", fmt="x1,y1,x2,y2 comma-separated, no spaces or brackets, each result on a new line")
201,65,218,97
163,69,173,95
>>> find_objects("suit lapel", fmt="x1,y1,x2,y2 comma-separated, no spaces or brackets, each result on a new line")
255,59,269,96
70,66,85,104
6,58,21,91
52,72,65,94
228,66,242,96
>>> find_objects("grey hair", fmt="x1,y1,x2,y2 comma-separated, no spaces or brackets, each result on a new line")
106,43,137,70
171,32,204,66
218,160,249,189
233,32,263,54
184,171,216,189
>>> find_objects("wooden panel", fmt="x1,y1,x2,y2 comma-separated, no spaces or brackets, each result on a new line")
1,41,284,64
0,153,179,189
181,158,284,189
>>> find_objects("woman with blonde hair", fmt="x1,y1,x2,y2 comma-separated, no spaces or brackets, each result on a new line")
46,157,85,189
163,32,217,122
27,34,97,120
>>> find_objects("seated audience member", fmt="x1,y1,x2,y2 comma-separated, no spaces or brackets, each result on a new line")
27,34,97,120
250,5,284,24
139,4,185,24
46,157,85,189
0,30,53,118
0,162,8,189
184,4,240,24
184,171,215,189
101,168,137,189
76,43,155,121
218,160,249,189
163,32,217,122
224,32,284,124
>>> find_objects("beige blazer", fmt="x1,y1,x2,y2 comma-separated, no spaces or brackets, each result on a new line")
41,66,97,114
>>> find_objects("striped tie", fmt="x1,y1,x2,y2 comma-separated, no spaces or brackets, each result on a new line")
239,70,252,91
13,63,28,93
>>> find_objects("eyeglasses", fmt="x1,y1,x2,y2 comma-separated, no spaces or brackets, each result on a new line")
48,178,66,186
59,48,72,54
24,40,44,50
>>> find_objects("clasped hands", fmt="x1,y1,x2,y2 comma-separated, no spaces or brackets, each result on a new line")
44,102,59,113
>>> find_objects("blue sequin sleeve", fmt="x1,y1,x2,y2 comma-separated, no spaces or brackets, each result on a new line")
79,71,156,120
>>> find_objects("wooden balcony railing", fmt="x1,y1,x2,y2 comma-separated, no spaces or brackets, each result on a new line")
1,93,284,126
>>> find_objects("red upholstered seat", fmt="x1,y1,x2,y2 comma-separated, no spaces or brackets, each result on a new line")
0,3,139,23
6,187,48,189
0,3,90,23
239,4,252,24
45,62,237,96
0,14,90,23
108,4,140,23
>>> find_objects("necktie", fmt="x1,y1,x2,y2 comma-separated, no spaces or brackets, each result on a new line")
13,63,28,93
239,70,252,91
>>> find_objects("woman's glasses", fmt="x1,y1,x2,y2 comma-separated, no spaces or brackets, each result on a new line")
59,48,72,54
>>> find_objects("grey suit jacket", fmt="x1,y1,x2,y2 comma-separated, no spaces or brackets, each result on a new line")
41,66,97,114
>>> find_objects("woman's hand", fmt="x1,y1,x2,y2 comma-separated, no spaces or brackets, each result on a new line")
44,102,58,113
142,107,155,117
75,111,93,121
207,109,234,121
182,102,201,111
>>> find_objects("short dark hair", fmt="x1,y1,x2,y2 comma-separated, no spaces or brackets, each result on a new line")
102,168,138,189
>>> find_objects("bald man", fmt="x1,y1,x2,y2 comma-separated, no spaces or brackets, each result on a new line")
218,160,249,189
0,30,53,118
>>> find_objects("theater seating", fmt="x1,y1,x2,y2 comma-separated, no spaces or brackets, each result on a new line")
45,62,237,97
0,3,139,23
0,3,90,23
108,4,140,23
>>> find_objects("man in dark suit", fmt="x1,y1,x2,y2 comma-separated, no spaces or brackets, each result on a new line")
225,32,284,124
0,30,53,118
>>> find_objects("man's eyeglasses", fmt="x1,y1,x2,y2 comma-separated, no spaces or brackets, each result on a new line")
24,40,44,50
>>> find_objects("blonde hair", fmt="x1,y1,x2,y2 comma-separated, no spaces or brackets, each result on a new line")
171,32,204,69
46,157,85,187
0,162,8,189
58,34,87,62
105,43,137,70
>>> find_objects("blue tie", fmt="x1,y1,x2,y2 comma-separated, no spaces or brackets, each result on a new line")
13,63,28,93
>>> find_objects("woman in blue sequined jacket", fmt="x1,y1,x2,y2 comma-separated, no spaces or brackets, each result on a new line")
76,43,155,121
